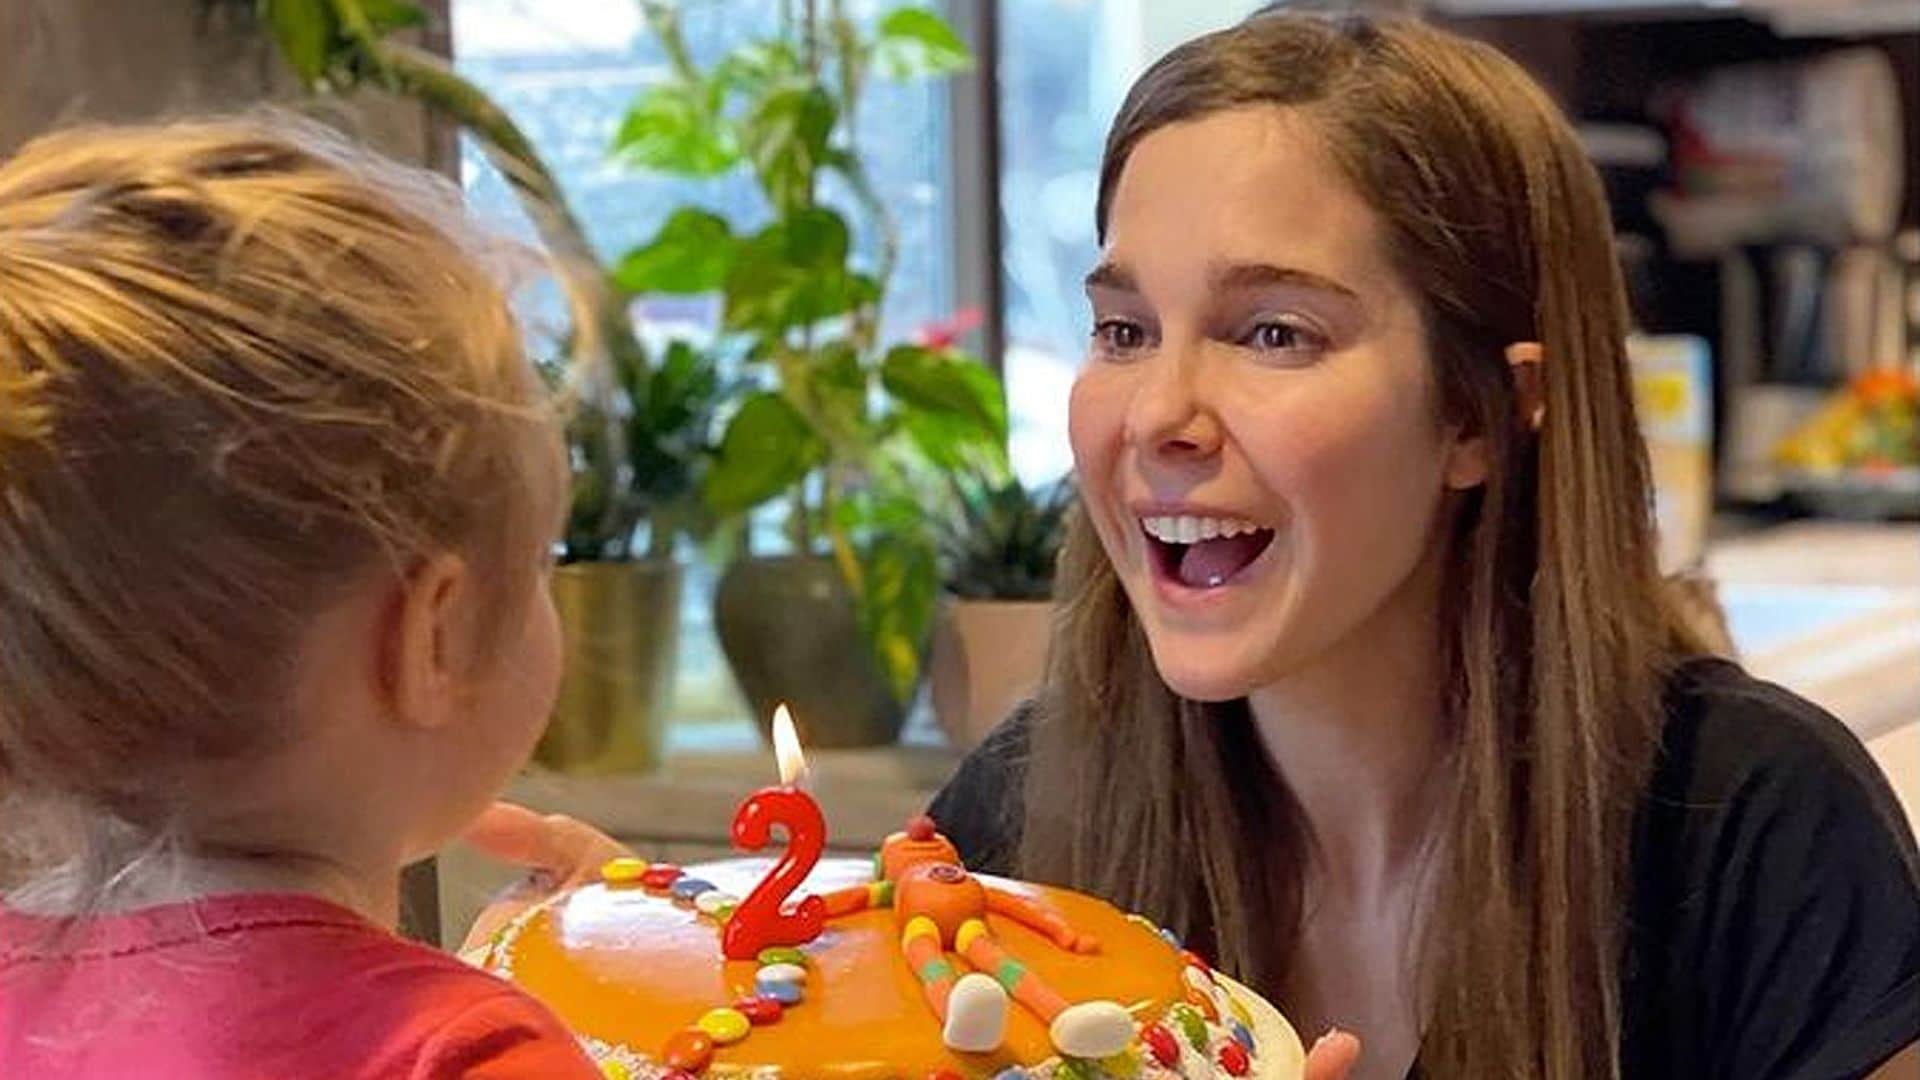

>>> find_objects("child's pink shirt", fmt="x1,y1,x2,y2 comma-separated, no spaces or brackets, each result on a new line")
0,891,600,1078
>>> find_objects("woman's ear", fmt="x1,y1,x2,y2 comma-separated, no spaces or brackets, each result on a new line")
378,553,472,731
1506,341,1545,432
1444,431,1491,490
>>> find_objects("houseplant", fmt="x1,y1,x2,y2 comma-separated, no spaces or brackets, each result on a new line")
614,1,1002,746
252,0,721,772
927,471,1074,750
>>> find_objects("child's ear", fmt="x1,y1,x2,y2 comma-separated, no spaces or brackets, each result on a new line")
379,553,471,731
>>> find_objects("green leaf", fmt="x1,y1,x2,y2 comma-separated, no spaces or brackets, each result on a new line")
807,342,869,443
880,345,1007,442
743,83,836,214
613,82,739,176
261,0,338,84
874,7,972,80
613,209,737,294
714,40,803,96
722,209,876,333
855,530,937,702
359,0,427,33
705,392,822,514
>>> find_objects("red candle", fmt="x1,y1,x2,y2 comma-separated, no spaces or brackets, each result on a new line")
722,705,827,960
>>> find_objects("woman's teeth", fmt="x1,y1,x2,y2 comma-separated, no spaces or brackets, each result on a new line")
1140,514,1263,544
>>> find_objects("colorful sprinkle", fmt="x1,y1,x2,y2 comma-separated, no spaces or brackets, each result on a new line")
1230,1019,1257,1052
1158,927,1183,949
868,879,895,907
1054,1058,1099,1080
1184,986,1219,1021
661,1029,715,1071
926,1071,964,1080
1227,993,1255,1030
696,1007,751,1045
694,890,738,916
671,877,717,902
991,1070,1028,1080
1167,1003,1209,1051
1218,1039,1252,1077
1100,1048,1143,1079
599,1061,632,1080
1141,1022,1181,1066
757,947,807,967
711,899,738,921
1126,913,1158,933
1181,948,1211,972
640,864,684,890
599,856,649,885
734,996,784,1025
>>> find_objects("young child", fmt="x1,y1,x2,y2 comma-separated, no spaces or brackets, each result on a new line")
0,115,607,1078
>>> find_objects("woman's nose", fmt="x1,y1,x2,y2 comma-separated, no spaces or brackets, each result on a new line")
1124,346,1222,461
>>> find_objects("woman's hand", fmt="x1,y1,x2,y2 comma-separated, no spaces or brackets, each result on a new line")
1303,1028,1362,1080
457,801,631,954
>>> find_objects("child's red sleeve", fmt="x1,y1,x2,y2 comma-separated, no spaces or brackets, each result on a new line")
410,989,602,1079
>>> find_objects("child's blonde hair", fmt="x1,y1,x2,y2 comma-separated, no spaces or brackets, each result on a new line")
0,114,565,894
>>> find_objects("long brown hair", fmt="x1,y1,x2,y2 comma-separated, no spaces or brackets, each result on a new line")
1021,14,1708,1077
0,115,564,906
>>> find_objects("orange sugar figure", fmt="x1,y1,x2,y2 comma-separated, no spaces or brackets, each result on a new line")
815,816,1131,1058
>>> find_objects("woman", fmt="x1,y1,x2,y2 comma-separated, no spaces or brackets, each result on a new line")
930,12,1919,1079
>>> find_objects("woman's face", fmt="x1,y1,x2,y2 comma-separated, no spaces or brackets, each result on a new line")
1070,106,1484,702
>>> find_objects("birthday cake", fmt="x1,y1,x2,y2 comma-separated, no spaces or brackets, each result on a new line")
473,816,1304,1080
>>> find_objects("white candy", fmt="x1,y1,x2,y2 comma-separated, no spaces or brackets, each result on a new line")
1048,999,1135,1059
942,973,1009,1053
756,962,807,986
694,890,738,916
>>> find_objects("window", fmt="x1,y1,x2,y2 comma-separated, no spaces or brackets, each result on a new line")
452,0,955,734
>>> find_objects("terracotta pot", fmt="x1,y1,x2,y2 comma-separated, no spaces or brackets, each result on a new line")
713,555,905,748
929,598,1052,752
536,560,681,774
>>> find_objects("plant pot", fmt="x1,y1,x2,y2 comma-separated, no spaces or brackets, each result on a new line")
929,598,1052,752
713,555,905,748
536,559,682,774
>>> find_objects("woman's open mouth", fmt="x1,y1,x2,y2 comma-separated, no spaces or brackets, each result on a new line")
1140,514,1276,589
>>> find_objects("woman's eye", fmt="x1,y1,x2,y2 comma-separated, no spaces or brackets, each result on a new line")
1092,318,1148,356
1241,318,1325,355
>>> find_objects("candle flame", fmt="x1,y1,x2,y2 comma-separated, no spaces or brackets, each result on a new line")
772,704,809,786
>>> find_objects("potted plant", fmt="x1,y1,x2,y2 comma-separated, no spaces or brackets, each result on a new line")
253,0,718,773
613,2,1001,747
928,472,1073,750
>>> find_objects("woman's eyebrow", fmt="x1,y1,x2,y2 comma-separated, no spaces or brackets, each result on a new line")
1207,259,1358,300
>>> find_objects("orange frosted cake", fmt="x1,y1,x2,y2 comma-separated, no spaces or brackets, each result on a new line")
472,816,1304,1080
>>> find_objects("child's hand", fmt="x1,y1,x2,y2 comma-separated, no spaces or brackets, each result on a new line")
1303,1027,1361,1080
458,801,630,954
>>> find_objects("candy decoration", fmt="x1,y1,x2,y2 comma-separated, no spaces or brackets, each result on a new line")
696,1007,751,1045
599,1061,632,1080
1181,949,1210,972
1048,1000,1134,1059
1167,1003,1209,1051
991,1069,1028,1080
756,961,807,986
1230,1019,1257,1052
599,857,649,885
757,978,804,1005
1053,1058,1099,1080
661,1029,715,1071
671,877,717,902
733,996,784,1025
1126,914,1158,933
641,864,684,891
695,890,739,916
1100,1049,1144,1079
1218,1039,1252,1077
1141,1022,1181,1066
757,947,808,967
1183,986,1219,1021
941,972,1009,1052
926,1071,964,1080
1158,927,1183,949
